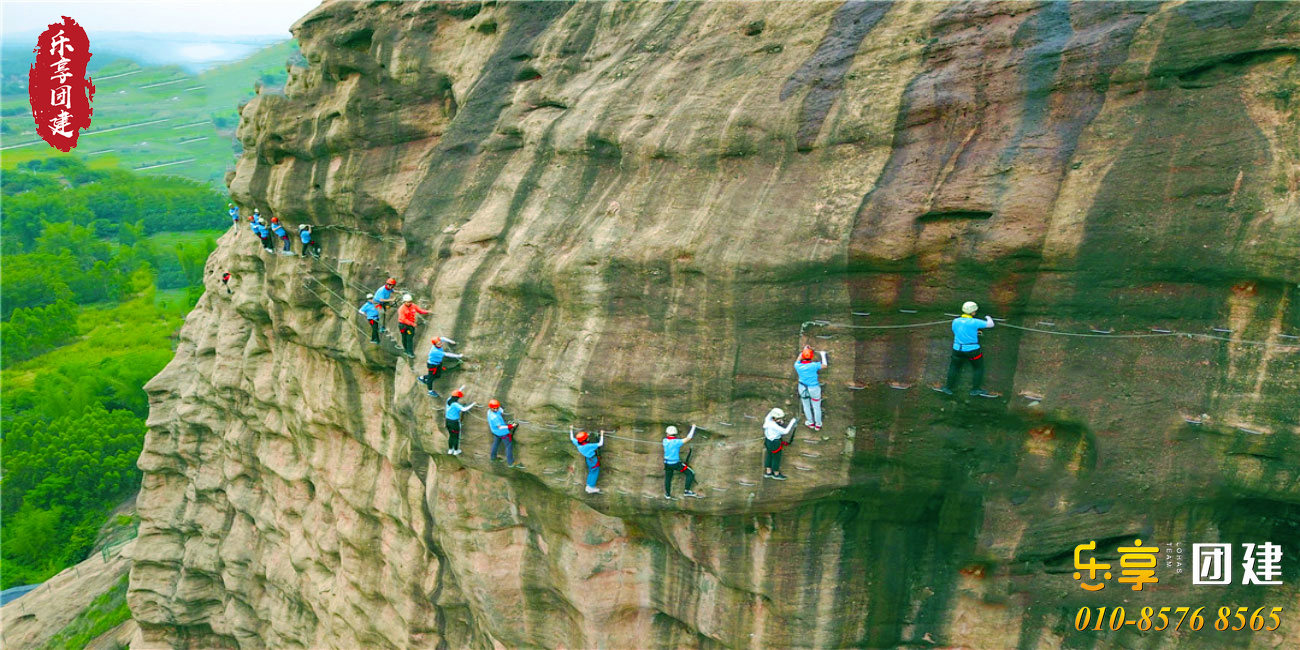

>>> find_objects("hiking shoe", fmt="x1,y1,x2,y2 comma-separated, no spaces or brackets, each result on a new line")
812,424,821,431
404,352,415,358
417,375,429,385
764,473,775,480
970,389,996,398
664,494,675,500
771,473,788,480
683,490,702,498
585,486,601,494
447,449,455,455
931,386,954,395
370,339,380,345
427,390,439,397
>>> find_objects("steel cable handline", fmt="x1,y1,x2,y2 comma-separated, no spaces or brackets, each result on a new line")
805,318,1299,349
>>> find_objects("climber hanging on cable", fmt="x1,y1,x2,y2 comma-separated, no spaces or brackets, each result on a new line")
358,293,382,344
663,425,701,499
795,345,828,431
419,336,463,396
933,301,996,398
397,295,430,357
298,224,321,258
487,399,520,467
762,407,796,480
269,217,292,255
444,389,475,456
373,278,397,332
570,427,605,494
228,203,240,226
221,272,232,294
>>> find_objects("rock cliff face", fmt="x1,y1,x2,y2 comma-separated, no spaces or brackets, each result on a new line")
130,1,1300,648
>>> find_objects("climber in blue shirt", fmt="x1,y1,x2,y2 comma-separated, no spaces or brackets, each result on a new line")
443,389,475,456
662,424,700,499
570,428,605,494
486,399,519,467
794,346,828,430
228,203,240,226
373,278,397,332
298,224,321,258
358,294,381,344
254,212,273,252
934,300,995,398
419,337,463,397
269,217,292,254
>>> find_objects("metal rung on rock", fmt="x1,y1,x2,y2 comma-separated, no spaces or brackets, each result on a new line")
1090,328,1113,334
898,309,918,314
794,465,813,471
1212,328,1233,333
738,480,757,486
1151,328,1172,333
852,311,870,316
1037,321,1055,327
1182,416,1204,426
846,382,867,390
1020,392,1044,401
1236,425,1264,435
799,451,821,458
887,381,912,390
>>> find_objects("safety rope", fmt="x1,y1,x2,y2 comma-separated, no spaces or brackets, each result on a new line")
805,317,1299,350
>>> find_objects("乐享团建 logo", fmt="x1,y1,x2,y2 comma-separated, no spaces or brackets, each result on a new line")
29,16,95,152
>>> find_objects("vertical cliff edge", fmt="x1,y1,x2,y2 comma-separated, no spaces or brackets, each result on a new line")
129,2,1300,648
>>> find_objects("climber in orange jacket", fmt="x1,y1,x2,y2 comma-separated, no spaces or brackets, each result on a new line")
396,294,429,357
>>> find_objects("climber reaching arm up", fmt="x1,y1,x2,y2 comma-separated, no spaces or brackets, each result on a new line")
683,424,697,443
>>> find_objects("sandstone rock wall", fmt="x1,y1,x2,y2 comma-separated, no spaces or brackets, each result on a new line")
131,1,1300,648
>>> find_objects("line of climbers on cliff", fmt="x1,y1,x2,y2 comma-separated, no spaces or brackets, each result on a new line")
229,203,322,258
226,203,1001,499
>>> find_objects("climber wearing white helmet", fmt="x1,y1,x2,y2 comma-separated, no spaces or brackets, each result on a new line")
662,424,700,499
934,300,996,397
396,294,429,357
762,407,796,480
298,224,321,258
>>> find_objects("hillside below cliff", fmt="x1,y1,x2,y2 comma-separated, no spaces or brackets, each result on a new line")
129,2,1299,648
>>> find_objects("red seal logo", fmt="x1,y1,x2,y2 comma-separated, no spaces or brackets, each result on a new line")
29,17,95,152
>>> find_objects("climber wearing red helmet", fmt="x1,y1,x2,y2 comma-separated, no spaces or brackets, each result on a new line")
486,399,519,467
268,216,292,255
443,388,476,455
419,336,463,397
794,345,827,431
372,278,398,333
569,427,605,494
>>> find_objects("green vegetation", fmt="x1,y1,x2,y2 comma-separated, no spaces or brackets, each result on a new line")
1,157,224,588
1,40,296,186
37,574,132,650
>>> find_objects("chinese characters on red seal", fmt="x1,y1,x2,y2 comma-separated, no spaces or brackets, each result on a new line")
29,16,95,152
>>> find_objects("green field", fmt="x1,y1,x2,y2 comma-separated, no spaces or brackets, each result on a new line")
1,40,296,186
